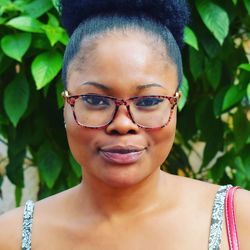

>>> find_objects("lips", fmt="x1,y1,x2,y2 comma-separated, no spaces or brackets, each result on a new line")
99,145,146,165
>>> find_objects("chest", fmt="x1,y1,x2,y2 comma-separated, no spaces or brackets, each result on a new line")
31,213,229,250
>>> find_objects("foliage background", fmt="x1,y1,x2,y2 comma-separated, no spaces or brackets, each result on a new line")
0,0,250,206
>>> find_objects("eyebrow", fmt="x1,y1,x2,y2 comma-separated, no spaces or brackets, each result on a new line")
81,82,165,90
137,83,165,90
81,82,110,90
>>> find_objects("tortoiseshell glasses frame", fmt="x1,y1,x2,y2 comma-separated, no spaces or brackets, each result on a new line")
62,90,181,130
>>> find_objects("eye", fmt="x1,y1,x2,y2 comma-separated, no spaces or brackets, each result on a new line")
82,95,110,106
135,97,164,107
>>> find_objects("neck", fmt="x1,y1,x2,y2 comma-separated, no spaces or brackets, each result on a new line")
77,170,167,220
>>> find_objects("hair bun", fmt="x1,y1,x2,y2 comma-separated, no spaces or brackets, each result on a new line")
60,0,190,47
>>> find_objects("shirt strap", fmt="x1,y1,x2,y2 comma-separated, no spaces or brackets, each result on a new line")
208,185,232,250
22,200,35,250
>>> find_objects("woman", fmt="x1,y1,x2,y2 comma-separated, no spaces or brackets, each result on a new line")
0,0,250,249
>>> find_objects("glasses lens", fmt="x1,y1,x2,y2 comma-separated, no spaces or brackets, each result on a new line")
130,96,172,128
74,95,115,127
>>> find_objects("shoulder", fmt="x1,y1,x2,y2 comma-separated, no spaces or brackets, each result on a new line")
0,205,25,249
235,188,250,248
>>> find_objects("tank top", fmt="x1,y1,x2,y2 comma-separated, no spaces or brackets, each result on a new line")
21,185,232,250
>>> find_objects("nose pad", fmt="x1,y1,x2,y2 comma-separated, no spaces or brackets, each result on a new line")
105,105,139,135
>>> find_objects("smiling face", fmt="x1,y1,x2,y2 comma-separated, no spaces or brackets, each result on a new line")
64,30,179,188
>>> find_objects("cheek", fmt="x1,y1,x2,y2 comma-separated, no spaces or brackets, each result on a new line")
148,113,177,166
64,105,98,166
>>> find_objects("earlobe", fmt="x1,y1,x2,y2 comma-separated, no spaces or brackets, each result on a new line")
175,91,182,100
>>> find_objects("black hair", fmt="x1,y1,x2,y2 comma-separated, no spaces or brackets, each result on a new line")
60,0,190,88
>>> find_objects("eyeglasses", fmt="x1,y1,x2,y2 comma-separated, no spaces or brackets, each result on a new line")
62,90,181,129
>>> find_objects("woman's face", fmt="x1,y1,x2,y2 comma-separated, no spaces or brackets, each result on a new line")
64,31,179,188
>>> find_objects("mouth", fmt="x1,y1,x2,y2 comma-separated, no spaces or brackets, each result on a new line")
98,145,147,165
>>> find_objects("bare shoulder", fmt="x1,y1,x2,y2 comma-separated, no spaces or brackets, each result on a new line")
0,205,24,250
235,188,250,248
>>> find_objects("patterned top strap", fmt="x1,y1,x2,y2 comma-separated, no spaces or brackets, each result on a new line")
208,185,232,250
22,200,35,250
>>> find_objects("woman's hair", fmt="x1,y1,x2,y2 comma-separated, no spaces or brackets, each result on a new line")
60,0,190,88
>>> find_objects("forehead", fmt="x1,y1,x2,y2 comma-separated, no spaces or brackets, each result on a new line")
67,32,178,95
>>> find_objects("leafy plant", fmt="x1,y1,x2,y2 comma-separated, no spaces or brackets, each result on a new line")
0,0,249,205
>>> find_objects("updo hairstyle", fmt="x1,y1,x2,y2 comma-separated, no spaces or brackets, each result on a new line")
60,0,190,88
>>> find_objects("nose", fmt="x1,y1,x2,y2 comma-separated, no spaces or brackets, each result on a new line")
105,105,139,135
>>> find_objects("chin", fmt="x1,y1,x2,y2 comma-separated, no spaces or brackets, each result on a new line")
93,165,153,189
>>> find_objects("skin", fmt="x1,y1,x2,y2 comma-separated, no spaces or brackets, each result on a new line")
0,30,250,250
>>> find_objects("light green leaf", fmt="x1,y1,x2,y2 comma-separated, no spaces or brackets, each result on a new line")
1,33,31,62
239,63,250,72
232,0,238,5
22,0,53,18
3,73,29,127
51,0,60,12
31,51,63,89
178,76,189,111
243,0,250,15
247,83,250,101
0,17,7,24
48,13,59,27
222,85,245,111
0,0,10,4
59,30,69,45
184,26,199,51
42,25,65,46
196,0,229,45
0,1,22,15
7,16,43,33
37,143,62,189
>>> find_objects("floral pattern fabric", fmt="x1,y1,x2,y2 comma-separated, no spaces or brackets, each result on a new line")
21,185,232,250
208,185,232,250
22,200,35,250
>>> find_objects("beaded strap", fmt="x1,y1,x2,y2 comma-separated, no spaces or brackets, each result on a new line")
208,185,232,250
22,200,35,250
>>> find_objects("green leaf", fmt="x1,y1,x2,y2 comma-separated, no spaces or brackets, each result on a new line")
22,0,53,18
232,0,238,5
1,33,31,62
42,25,65,46
47,13,59,27
56,80,64,109
6,149,25,187
205,59,221,90
37,143,62,189
210,154,229,183
69,152,82,178
51,0,60,12
243,0,250,15
247,83,250,101
233,108,250,151
59,30,69,45
4,73,30,127
31,51,63,89
222,85,245,111
0,48,12,75
196,0,229,45
178,76,189,111
15,186,22,207
189,47,204,80
213,87,227,117
239,63,250,72
184,26,199,51
7,16,44,33
0,17,7,24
